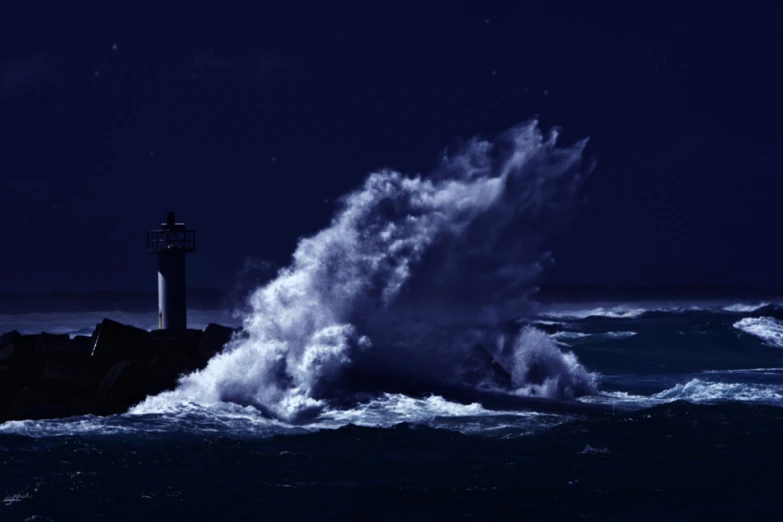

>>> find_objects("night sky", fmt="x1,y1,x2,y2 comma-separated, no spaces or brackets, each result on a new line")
1,2,782,293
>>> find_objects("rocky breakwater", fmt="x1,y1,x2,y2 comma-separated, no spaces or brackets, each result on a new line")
0,319,237,422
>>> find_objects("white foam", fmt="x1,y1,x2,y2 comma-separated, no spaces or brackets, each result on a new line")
538,300,781,321
1,402,304,438
1,393,564,438
316,393,548,431
550,331,590,340
703,367,783,375
603,331,637,339
582,378,783,408
549,330,636,342
733,317,783,348
2,492,32,506
539,306,648,320
653,378,783,403
579,444,610,455
722,303,770,313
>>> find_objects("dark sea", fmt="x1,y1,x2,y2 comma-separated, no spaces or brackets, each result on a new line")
3,300,783,521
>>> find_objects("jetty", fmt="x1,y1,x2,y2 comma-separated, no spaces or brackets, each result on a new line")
0,320,236,422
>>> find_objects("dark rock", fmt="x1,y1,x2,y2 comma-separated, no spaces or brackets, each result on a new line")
148,328,203,379
94,360,147,414
0,320,239,422
490,360,513,388
0,365,10,383
141,331,204,397
0,361,31,417
462,343,512,388
7,386,35,416
198,323,235,364
149,328,202,342
90,318,150,367
0,343,17,365
0,365,17,409
40,359,94,392
0,335,36,366
69,335,93,360
34,333,72,361
95,360,132,399
0,336,39,383
0,329,21,348
6,384,90,420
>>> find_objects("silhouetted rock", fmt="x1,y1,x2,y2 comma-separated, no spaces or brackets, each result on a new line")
198,323,235,363
462,343,512,388
0,366,10,385
90,319,150,368
0,330,20,348
8,386,35,417
0,320,235,423
0,365,14,410
7,383,91,420
34,333,72,361
146,329,203,393
94,360,148,415
67,335,93,361
0,343,17,365
40,359,94,392
0,335,38,384
95,360,132,399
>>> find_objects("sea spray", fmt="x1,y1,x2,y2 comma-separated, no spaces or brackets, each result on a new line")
135,120,598,421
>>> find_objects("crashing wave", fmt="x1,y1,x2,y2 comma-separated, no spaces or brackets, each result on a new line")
134,120,598,421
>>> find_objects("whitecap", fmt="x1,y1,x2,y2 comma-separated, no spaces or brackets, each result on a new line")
733,317,783,349
653,378,783,403
722,303,771,313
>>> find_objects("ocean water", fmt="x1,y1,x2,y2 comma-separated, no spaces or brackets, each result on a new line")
3,122,783,520
3,302,783,521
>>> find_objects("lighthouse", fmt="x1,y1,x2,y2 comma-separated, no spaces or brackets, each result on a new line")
147,211,196,330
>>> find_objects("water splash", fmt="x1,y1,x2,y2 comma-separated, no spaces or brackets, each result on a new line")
135,120,597,421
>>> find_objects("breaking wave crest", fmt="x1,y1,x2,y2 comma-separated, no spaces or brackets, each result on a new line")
134,120,598,421
584,379,783,408
653,379,783,403
733,317,783,349
539,302,783,321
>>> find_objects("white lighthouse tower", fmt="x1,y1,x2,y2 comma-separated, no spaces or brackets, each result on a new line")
147,211,196,330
